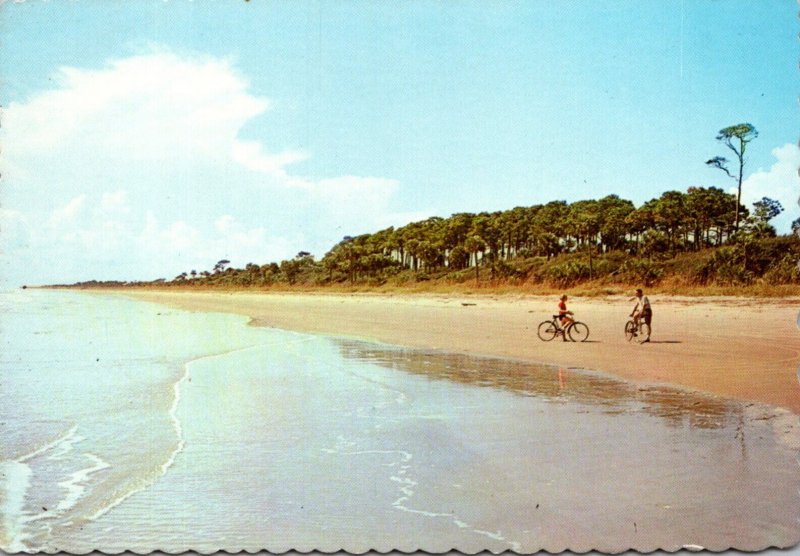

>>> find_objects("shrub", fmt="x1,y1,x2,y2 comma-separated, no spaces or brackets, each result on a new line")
545,260,590,287
492,259,524,280
619,258,664,286
517,256,548,283
702,246,753,285
763,253,800,284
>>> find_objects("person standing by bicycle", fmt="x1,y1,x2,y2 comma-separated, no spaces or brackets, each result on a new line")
558,294,574,342
630,288,652,343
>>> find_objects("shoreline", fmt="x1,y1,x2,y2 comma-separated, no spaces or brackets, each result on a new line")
9,288,800,552
101,289,800,415
38,283,800,301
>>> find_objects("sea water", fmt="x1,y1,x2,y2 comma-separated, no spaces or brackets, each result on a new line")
0,288,266,552
1,289,798,553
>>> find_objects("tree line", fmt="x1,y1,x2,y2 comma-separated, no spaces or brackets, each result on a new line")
68,186,796,292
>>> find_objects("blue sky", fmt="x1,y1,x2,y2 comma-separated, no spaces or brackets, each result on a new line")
1,1,797,285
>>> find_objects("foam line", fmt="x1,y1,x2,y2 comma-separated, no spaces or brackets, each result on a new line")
88,344,262,521
17,424,79,464
329,445,522,551
161,362,190,475
85,360,191,522
55,453,110,512
0,461,33,552
2,425,84,551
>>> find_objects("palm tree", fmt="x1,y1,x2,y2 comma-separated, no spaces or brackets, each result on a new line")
464,235,486,282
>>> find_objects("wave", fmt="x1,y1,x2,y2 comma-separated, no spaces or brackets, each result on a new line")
1,424,79,552
0,461,33,552
329,445,522,552
84,360,191,523
17,424,79,464
2,356,194,549
87,343,263,522
55,454,111,513
5,330,331,551
162,361,190,476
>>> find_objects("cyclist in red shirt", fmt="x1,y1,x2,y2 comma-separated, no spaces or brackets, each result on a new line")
558,294,574,341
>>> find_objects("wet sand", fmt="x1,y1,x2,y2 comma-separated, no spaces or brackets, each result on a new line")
116,290,800,415
62,332,800,552
70,289,800,552
329,340,800,552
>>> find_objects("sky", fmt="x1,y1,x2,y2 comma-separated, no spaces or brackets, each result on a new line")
1,1,798,286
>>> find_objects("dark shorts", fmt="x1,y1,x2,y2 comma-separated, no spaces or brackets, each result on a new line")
642,308,652,326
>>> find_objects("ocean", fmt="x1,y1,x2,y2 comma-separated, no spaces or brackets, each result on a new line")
1,289,798,553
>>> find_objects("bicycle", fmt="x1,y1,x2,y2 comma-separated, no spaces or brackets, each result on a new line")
624,318,650,342
537,315,590,342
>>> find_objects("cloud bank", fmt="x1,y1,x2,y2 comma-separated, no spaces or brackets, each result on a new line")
1,49,420,285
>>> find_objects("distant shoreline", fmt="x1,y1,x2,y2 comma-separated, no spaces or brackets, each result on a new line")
39,282,800,299
93,288,800,415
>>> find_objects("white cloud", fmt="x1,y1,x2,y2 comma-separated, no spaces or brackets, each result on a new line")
100,191,130,214
741,143,799,232
213,215,235,235
307,176,403,231
0,47,414,285
231,140,309,177
9,197,294,284
278,174,433,245
307,175,399,214
4,50,268,161
48,195,87,229
137,212,292,274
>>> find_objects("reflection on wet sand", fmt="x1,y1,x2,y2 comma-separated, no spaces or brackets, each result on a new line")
335,339,747,432
328,338,800,552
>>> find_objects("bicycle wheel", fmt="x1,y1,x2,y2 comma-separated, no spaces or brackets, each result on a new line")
537,320,558,341
568,321,589,342
638,322,651,341
624,320,636,342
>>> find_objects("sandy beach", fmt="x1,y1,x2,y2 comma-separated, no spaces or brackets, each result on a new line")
116,290,800,415
7,288,799,552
